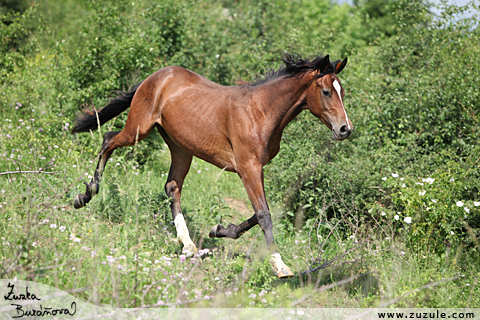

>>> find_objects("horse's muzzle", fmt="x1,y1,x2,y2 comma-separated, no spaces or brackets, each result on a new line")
333,124,353,140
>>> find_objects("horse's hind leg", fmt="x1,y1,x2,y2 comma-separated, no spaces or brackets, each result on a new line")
210,205,293,279
74,131,120,208
74,116,154,208
209,214,258,239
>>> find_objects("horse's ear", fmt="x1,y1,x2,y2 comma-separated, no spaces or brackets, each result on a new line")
315,55,330,74
334,57,348,74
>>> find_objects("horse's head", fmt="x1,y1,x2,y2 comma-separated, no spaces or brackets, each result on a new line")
306,55,353,141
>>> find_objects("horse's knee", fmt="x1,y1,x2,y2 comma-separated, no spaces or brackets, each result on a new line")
165,180,179,198
257,210,273,230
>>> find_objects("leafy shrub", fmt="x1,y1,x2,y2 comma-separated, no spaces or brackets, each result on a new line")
0,5,39,79
380,153,480,254
265,0,480,255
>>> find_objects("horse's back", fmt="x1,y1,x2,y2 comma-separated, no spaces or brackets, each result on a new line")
150,65,221,91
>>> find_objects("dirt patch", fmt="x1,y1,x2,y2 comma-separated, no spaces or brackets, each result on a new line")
224,198,251,222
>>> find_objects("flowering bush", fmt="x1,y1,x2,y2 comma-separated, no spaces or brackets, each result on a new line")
381,159,480,254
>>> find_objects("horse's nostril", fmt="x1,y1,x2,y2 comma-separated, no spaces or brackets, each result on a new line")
340,125,347,134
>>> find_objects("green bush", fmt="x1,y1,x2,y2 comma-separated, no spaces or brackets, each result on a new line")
265,0,480,256
380,154,480,254
0,5,39,79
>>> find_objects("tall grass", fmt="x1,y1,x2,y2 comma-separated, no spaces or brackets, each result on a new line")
0,136,476,307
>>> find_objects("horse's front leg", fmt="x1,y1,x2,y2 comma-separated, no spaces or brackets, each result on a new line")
237,159,294,279
160,133,197,256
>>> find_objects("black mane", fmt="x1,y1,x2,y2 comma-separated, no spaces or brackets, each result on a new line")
248,53,337,87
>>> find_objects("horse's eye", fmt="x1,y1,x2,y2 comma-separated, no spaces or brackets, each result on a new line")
322,90,331,97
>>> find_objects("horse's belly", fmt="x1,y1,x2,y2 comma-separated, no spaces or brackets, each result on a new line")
161,120,237,172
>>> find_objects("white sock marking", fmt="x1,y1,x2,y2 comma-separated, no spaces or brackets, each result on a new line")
333,79,350,131
174,214,194,247
271,253,291,274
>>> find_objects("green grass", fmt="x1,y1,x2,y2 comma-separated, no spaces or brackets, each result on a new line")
0,119,478,308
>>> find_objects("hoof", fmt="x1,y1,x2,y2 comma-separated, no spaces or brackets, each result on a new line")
208,225,220,238
271,253,294,279
182,243,197,257
277,266,294,279
73,194,84,209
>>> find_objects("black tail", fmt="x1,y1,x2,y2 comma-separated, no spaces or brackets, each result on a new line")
71,82,143,134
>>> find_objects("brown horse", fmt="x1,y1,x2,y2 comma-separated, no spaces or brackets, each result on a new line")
71,54,352,278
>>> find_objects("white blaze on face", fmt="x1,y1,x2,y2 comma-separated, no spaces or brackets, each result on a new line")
333,79,350,131
174,213,195,248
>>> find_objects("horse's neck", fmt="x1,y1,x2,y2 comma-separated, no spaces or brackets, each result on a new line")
257,76,310,133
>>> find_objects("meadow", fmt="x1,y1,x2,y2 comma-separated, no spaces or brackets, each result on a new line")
0,0,479,309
